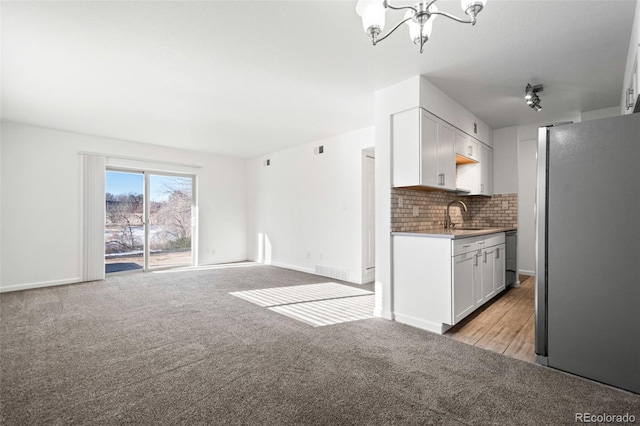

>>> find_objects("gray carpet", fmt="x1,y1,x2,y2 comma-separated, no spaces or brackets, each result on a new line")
1,264,638,425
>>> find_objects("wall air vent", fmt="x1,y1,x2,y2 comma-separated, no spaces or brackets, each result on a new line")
315,265,349,281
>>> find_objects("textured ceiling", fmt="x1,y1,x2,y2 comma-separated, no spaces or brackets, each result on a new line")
1,1,636,158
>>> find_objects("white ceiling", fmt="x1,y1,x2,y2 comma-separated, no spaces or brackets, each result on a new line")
1,1,636,158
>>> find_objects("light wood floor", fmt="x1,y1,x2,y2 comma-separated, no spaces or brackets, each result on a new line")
445,275,536,363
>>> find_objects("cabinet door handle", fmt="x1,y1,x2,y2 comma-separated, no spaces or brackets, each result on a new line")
484,252,488,263
462,244,472,248
474,254,479,267
628,88,635,109
481,183,484,192
496,248,500,259
468,145,472,156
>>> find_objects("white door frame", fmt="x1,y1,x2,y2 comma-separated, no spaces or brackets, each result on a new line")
362,148,375,283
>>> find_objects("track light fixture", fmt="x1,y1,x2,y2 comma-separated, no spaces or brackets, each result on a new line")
524,84,543,112
356,0,488,53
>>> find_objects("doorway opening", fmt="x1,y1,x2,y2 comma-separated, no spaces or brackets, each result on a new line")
362,148,375,283
105,170,195,274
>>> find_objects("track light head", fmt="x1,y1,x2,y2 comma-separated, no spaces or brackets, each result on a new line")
524,83,543,111
524,84,533,100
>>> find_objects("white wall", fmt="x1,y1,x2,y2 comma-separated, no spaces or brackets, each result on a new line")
246,127,374,284
492,126,518,195
621,0,640,113
514,112,582,275
0,122,247,292
517,136,537,276
581,106,620,122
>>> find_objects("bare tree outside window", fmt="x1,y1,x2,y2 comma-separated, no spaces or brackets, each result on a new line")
105,171,193,272
149,176,193,252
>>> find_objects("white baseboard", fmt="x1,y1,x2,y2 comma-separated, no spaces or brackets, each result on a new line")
394,313,451,334
0,277,82,293
269,261,366,284
269,261,316,275
373,307,393,320
519,269,535,276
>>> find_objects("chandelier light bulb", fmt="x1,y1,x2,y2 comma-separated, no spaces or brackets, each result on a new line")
356,0,386,38
405,5,437,45
461,0,487,22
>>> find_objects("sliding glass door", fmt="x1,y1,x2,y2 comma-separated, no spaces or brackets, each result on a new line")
105,170,194,273
105,171,145,273
147,174,194,269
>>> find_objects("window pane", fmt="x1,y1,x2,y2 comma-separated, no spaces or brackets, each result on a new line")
148,174,193,269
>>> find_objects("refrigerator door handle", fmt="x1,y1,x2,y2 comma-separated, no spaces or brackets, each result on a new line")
535,126,550,362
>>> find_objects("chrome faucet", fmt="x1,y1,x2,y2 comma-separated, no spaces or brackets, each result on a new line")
446,200,468,229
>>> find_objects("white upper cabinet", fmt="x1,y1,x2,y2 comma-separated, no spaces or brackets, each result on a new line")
455,142,493,196
392,108,456,191
479,143,493,196
418,77,493,146
455,130,479,162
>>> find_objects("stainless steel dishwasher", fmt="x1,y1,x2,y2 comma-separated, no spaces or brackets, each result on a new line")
505,230,518,287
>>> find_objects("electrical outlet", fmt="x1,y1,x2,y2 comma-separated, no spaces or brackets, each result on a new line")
413,206,419,216
502,201,509,209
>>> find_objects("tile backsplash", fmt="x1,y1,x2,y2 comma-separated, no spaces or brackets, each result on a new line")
391,189,517,232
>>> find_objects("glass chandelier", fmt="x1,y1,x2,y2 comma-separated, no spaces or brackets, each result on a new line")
356,0,488,53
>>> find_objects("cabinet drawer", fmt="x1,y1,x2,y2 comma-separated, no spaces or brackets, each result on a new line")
483,232,505,248
453,238,477,256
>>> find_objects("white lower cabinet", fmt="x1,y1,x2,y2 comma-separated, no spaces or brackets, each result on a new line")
454,235,505,323
393,232,506,334
453,250,476,324
494,244,506,293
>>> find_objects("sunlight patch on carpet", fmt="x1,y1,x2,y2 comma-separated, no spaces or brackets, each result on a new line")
230,282,374,327
229,282,372,307
268,295,375,327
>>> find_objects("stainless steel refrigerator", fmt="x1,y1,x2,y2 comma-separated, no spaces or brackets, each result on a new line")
535,113,640,394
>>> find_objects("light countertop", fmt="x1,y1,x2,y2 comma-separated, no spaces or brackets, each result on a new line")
391,227,517,239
